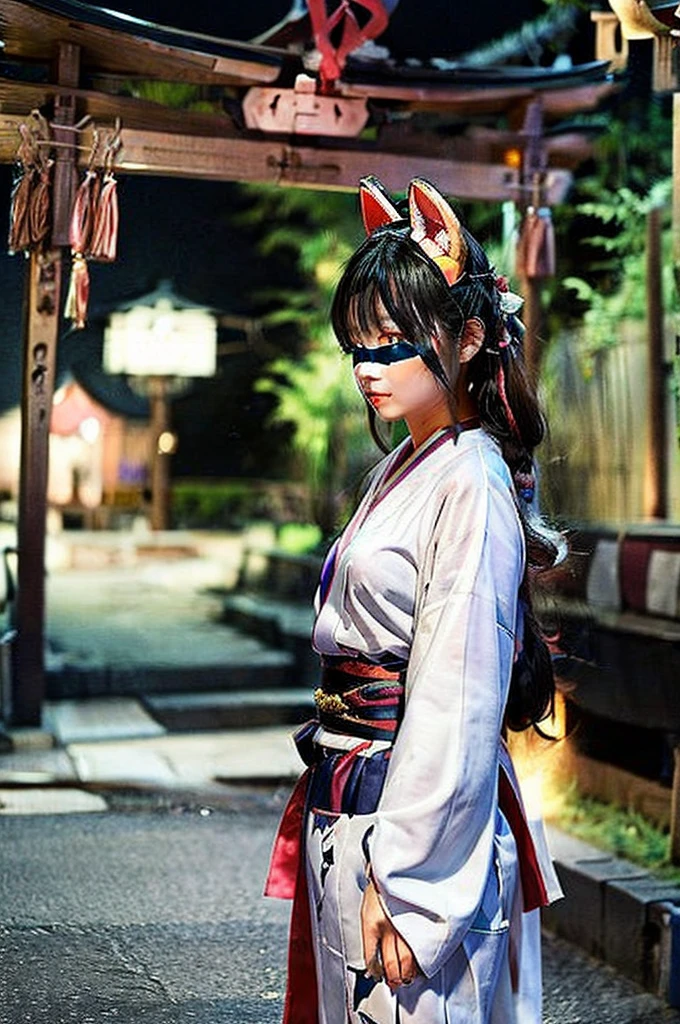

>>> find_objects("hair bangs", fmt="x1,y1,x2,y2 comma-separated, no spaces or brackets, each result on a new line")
331,225,460,353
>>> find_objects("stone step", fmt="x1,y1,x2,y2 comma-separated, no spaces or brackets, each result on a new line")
46,648,295,699
142,688,314,731
221,593,318,688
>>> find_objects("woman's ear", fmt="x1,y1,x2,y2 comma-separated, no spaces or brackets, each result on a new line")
459,317,485,363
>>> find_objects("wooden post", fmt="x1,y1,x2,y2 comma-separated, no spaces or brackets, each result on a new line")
149,377,171,531
12,41,79,726
51,42,80,245
13,252,61,725
674,92,680,429
644,206,667,519
522,276,542,383
671,745,680,865
518,101,549,383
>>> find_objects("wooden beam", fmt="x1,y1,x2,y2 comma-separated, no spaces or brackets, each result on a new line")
0,109,573,201
338,79,615,118
0,0,287,86
113,126,573,203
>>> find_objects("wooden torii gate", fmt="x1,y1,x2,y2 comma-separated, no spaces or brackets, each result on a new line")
0,0,614,726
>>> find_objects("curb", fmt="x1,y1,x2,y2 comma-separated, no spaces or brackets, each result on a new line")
544,827,680,1007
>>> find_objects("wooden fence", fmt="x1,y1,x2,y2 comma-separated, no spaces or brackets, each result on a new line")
539,320,680,524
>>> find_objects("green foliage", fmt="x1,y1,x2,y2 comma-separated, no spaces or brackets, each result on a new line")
588,98,673,194
560,180,673,365
121,80,222,114
256,329,373,535
553,783,680,883
243,186,375,535
276,522,322,555
574,179,672,262
171,480,303,529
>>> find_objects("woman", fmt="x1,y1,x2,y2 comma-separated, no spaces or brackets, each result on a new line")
266,177,563,1024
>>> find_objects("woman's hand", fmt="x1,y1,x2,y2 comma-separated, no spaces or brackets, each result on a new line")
361,878,419,990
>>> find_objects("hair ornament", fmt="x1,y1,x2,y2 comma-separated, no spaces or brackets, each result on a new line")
499,290,524,317
358,175,402,234
497,328,511,351
494,273,524,317
407,178,467,286
358,175,468,287
514,470,536,504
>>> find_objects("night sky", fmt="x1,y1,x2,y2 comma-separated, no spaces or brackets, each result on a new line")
100,0,545,61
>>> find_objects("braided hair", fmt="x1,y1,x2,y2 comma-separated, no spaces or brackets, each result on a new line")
331,217,562,732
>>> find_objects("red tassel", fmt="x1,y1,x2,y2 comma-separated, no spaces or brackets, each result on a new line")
8,168,34,254
28,162,52,249
65,253,90,330
89,172,119,262
70,170,97,253
516,207,555,279
65,170,98,329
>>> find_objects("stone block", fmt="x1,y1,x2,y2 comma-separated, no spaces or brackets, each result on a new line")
647,899,680,1007
543,854,647,957
603,877,680,986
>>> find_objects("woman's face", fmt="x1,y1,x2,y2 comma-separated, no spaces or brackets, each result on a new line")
350,306,451,441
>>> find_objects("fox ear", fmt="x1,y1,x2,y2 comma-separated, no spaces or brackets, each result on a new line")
359,175,402,236
408,178,467,286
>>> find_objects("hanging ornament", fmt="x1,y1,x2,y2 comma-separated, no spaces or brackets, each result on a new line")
65,168,97,329
8,118,51,254
89,169,119,262
516,205,555,280
28,154,53,249
8,162,34,254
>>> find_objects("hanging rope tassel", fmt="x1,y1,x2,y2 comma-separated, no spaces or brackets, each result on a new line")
65,169,97,329
516,206,555,279
28,160,53,250
64,252,90,330
89,171,119,262
8,166,34,254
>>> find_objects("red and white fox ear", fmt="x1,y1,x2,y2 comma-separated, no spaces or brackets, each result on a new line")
359,175,402,236
408,178,467,286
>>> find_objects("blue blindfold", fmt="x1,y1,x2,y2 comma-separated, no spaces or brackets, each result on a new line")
351,341,419,366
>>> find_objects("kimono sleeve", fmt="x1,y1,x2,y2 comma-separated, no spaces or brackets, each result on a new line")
366,455,525,978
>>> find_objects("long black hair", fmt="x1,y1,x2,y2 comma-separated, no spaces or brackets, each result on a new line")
331,217,563,733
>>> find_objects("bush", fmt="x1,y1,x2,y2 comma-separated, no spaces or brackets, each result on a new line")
171,479,310,530
554,784,680,883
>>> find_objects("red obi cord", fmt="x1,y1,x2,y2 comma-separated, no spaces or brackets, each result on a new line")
498,764,548,912
265,768,318,1024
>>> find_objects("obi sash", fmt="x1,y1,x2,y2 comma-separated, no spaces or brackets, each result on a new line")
265,658,549,1022
313,657,405,742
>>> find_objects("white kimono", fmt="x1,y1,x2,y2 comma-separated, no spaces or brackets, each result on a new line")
286,426,562,1024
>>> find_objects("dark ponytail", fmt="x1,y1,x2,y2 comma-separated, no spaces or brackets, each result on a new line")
453,229,563,733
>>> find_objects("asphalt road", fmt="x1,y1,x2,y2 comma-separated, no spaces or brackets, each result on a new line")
1,789,679,1024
